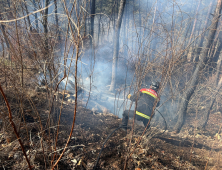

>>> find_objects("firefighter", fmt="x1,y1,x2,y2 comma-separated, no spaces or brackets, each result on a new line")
120,81,160,130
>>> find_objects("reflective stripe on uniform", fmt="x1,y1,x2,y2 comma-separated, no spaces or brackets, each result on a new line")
140,88,159,100
141,91,157,99
136,111,150,119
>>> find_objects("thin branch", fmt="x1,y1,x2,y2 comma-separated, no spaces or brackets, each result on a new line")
0,84,32,170
0,3,54,23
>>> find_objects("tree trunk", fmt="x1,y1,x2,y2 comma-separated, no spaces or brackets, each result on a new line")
187,0,202,61
138,0,141,38
109,0,126,92
33,0,39,32
174,0,222,133
112,0,116,41
198,53,222,129
123,1,128,57
83,0,89,37
43,0,49,51
188,0,202,45
193,1,213,62
54,0,60,41
215,52,222,84
97,0,103,46
24,0,32,32
90,0,95,49
42,0,52,90
0,14,10,60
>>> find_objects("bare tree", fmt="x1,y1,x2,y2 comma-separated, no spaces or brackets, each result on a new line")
33,0,39,31
193,1,213,62
198,53,222,129
90,0,96,48
97,0,103,45
0,0,11,60
54,0,60,41
109,0,126,92
24,0,32,31
0,14,10,60
43,0,49,51
174,0,222,133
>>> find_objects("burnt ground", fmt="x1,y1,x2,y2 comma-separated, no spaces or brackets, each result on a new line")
0,93,222,170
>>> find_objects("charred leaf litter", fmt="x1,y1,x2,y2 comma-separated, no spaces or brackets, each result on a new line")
0,84,222,170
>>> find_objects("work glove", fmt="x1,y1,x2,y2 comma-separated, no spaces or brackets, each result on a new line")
127,94,131,99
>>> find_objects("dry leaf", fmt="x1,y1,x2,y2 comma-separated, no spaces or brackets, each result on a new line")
135,168,141,170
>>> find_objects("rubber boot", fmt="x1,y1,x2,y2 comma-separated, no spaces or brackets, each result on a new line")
143,119,150,129
120,115,128,131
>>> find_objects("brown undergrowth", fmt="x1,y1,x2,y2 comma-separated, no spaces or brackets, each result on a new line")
0,86,222,169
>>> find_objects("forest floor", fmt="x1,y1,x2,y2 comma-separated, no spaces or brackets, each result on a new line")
0,88,222,170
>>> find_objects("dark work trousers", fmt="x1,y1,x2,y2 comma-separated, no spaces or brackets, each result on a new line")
122,110,150,128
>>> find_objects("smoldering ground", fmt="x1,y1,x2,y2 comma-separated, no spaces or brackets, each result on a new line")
55,37,183,129
54,0,214,128
58,45,132,117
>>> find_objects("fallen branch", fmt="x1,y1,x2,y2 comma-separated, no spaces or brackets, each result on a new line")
49,144,85,156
